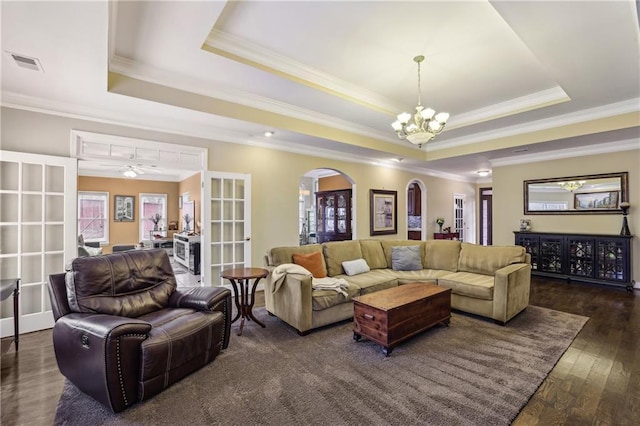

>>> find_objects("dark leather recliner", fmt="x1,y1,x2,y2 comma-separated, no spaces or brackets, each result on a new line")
48,248,231,413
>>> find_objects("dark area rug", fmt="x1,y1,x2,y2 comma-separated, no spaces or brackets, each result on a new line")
54,305,587,426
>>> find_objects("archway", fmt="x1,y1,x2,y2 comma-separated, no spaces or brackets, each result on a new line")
406,179,427,240
299,168,356,245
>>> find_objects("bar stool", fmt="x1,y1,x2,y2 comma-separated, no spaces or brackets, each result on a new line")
0,278,20,351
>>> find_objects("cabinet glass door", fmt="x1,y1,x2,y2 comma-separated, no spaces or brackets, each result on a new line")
337,194,346,233
325,197,334,232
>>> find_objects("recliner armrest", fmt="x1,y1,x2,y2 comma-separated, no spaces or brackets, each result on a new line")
169,286,230,311
169,287,232,349
53,313,152,413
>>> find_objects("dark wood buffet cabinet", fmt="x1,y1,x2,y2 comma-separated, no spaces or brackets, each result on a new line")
316,189,352,243
514,231,634,292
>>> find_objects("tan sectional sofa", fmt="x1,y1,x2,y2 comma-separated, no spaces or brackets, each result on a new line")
264,239,531,335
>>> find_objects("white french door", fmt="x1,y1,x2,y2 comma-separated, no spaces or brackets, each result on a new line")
202,172,251,286
0,151,77,336
453,194,465,242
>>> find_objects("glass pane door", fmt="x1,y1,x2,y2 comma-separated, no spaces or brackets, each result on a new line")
203,172,251,286
0,151,77,337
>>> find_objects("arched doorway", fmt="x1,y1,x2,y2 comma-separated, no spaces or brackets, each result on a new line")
299,169,355,245
407,179,427,240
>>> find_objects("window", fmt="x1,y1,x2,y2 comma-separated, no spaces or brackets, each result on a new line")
78,191,109,243
140,193,167,241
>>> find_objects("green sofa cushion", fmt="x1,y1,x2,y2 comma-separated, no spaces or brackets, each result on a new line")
458,242,527,276
359,239,388,269
424,240,461,272
269,244,324,267
323,240,363,277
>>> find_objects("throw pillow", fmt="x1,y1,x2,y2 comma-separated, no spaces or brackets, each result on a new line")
391,245,423,271
85,246,103,256
341,258,370,276
292,251,327,278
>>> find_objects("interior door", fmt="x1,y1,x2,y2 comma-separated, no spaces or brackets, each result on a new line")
202,172,251,286
0,151,77,336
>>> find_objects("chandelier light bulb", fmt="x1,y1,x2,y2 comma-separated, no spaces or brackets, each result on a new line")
392,55,449,148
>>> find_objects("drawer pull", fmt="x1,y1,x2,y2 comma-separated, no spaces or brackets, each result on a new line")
363,313,374,320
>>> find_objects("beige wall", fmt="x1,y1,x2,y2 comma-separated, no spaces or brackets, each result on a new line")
493,149,640,283
3,107,637,286
78,176,180,253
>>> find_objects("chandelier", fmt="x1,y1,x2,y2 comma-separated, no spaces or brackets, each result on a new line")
391,55,449,147
558,181,586,192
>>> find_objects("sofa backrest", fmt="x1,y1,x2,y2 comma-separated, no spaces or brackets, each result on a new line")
65,248,176,317
323,240,363,276
268,244,324,267
457,242,527,276
424,240,461,272
380,240,426,269
359,239,388,269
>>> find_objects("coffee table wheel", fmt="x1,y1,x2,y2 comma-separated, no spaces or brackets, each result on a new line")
382,346,392,357
353,332,362,342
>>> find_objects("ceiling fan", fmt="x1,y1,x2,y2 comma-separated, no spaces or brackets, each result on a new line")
94,163,163,178
120,164,163,178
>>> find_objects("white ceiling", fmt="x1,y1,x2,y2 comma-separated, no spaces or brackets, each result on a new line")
2,1,639,181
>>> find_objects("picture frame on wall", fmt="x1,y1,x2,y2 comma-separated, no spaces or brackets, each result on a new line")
370,189,397,235
114,195,135,222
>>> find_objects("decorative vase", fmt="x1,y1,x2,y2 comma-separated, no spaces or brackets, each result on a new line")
438,224,443,233
153,224,158,231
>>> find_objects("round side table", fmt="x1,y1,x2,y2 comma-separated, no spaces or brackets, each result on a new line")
221,267,268,336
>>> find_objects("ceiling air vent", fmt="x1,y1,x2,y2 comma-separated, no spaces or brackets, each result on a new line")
8,52,44,72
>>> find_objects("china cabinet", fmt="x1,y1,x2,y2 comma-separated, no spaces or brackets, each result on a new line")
315,189,352,243
514,231,634,292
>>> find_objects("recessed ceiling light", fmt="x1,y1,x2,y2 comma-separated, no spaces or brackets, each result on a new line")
264,131,274,137
477,170,491,177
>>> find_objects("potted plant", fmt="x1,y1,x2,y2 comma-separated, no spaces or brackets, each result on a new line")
150,213,162,231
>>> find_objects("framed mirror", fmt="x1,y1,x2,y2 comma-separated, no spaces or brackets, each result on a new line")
524,172,628,215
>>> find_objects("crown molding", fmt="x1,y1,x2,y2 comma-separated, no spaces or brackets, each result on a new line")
490,139,640,167
428,98,640,152
204,28,403,115
108,56,398,145
445,86,570,130
1,91,471,182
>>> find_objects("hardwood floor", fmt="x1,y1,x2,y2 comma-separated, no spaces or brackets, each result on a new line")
1,277,638,425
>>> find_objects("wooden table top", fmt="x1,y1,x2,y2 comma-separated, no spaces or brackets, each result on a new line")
221,267,269,280
353,282,448,311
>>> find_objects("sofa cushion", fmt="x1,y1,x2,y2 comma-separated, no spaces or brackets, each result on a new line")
393,269,451,283
381,240,426,269
424,240,461,272
391,245,423,271
458,243,527,276
323,240,364,277
438,272,495,300
359,239,388,269
293,251,327,278
269,244,323,267
342,258,370,276
312,282,360,311
138,307,225,393
336,270,398,295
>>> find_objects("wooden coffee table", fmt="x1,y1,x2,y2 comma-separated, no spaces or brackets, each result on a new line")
353,282,451,356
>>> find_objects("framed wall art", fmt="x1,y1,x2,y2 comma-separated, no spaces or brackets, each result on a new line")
370,189,397,236
114,195,135,222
